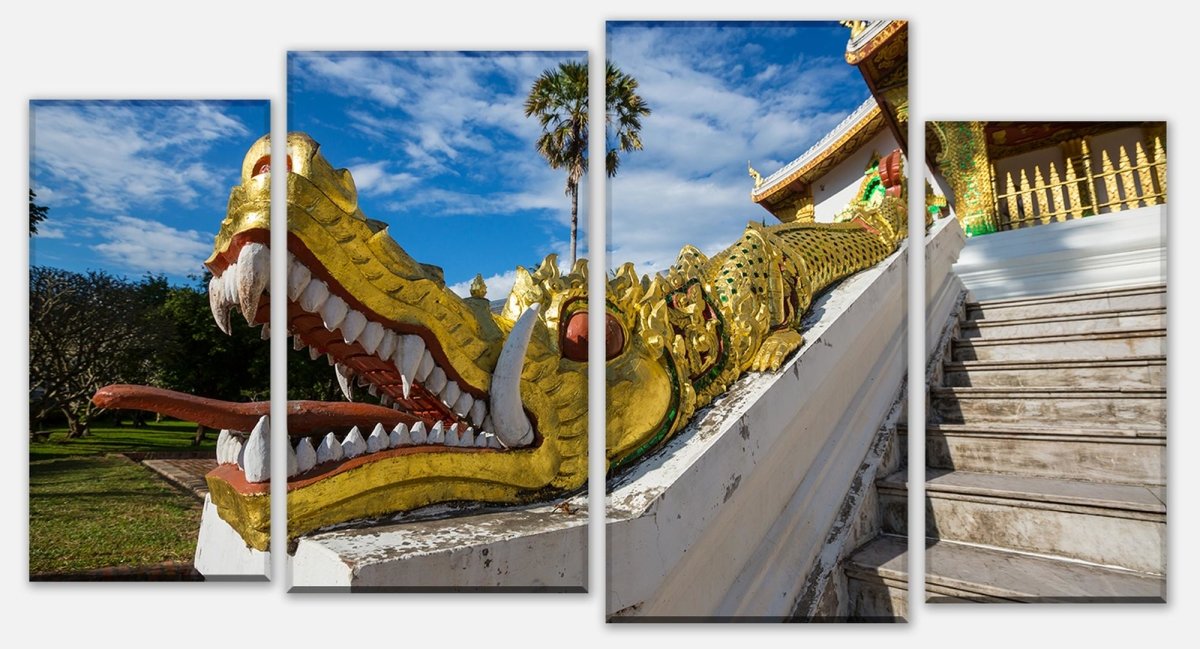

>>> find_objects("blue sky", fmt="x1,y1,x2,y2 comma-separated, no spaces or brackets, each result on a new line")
606,21,871,274
29,100,270,285
288,51,588,300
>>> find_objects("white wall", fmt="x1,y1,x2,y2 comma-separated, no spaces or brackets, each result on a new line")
812,129,903,222
607,237,909,618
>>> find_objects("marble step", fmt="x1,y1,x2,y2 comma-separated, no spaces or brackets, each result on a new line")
924,424,1165,485
849,535,1164,605
960,307,1164,340
965,284,1165,322
951,328,1165,362
925,538,1165,603
930,386,1165,428
844,534,910,620
879,469,1165,574
942,356,1165,389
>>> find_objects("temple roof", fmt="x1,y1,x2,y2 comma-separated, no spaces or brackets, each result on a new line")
751,96,885,204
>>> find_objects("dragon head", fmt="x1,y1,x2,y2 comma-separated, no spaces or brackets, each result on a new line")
200,133,588,548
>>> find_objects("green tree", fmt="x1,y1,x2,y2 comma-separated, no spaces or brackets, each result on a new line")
524,61,650,265
29,189,48,236
29,268,170,437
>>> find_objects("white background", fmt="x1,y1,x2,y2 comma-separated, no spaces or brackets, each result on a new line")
1,1,1192,646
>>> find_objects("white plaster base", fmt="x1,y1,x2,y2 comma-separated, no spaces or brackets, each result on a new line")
606,238,909,619
288,496,587,591
193,495,271,580
954,207,1166,301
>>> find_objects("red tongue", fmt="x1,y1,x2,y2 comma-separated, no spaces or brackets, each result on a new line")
92,384,421,436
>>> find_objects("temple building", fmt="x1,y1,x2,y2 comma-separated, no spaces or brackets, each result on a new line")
751,20,909,225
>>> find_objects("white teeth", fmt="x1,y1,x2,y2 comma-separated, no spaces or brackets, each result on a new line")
490,304,539,447
367,423,389,452
459,426,475,447
416,351,435,382
475,431,491,448
287,442,298,478
224,266,239,305
441,381,461,409
444,423,460,447
400,374,412,399
425,367,447,394
216,429,231,464
317,432,344,464
326,353,335,366
377,331,397,361
359,321,384,355
428,421,445,445
454,392,473,418
487,434,503,450
293,336,304,351
321,294,348,331
309,346,321,361
341,426,367,458
260,323,270,340
409,421,427,445
242,415,270,484
335,363,355,401
379,393,393,407
298,278,329,313
231,435,245,466
400,336,425,382
209,275,232,335
341,310,367,344
236,242,270,323
389,422,410,447
482,415,494,432
469,400,487,427
295,437,317,473
367,382,378,397
287,260,311,301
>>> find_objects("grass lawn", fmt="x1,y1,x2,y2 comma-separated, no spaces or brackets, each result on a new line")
29,421,212,574
30,454,203,574
30,420,216,462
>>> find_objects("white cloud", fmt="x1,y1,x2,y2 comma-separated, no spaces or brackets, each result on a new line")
85,215,214,277
348,161,419,196
30,102,249,214
606,23,868,276
35,225,66,239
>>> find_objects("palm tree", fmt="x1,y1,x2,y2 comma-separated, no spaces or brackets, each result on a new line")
524,60,650,264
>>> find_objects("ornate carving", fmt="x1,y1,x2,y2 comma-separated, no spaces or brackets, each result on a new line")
930,121,998,236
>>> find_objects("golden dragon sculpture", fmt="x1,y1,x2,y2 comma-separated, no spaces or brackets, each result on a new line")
93,135,906,551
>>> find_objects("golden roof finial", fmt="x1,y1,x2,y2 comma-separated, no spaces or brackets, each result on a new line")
748,161,764,189
839,20,869,39
469,273,487,299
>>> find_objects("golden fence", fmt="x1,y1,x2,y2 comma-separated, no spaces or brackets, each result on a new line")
993,133,1166,231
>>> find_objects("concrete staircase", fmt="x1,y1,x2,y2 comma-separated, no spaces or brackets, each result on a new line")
849,283,1166,604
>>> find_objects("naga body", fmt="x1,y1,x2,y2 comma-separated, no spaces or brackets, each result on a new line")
94,133,906,550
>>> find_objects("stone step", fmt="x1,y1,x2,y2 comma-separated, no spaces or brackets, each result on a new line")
942,357,1165,389
924,424,1165,485
965,284,1165,322
960,307,1164,340
846,535,1164,605
930,387,1165,428
878,469,1165,574
951,329,1165,362
844,534,910,620
925,538,1165,602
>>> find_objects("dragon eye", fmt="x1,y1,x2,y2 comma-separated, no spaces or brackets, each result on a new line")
560,311,626,362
